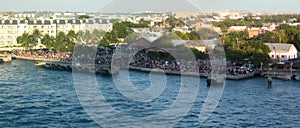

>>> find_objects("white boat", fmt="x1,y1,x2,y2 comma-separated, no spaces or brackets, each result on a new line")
35,61,46,67
0,55,12,63
274,75,292,81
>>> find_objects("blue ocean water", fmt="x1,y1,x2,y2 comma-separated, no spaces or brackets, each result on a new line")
0,60,299,127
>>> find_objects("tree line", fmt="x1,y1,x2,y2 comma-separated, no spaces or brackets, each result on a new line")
17,29,78,52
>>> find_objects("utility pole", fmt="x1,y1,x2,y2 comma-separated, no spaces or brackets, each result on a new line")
290,63,293,76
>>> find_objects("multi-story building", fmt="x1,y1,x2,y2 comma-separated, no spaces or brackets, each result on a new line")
0,20,18,46
0,19,113,47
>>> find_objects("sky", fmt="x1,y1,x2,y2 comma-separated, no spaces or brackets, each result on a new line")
0,0,299,13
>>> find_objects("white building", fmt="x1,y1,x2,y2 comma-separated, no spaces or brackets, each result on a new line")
228,26,247,31
265,43,298,61
0,19,113,47
173,25,191,33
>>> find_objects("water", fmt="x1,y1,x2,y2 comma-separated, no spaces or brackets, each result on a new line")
0,60,299,127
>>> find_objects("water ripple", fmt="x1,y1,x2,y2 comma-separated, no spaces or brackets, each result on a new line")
0,60,299,127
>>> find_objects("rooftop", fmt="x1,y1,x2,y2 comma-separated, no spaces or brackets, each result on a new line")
264,43,297,53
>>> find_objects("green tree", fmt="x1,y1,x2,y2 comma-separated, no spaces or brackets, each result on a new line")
32,29,42,45
77,15,91,19
99,32,119,46
113,22,134,38
174,31,189,40
55,32,68,51
260,31,278,43
275,30,287,43
17,32,30,49
41,34,54,48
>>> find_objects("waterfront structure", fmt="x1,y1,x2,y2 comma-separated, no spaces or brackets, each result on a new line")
0,19,113,47
264,43,298,61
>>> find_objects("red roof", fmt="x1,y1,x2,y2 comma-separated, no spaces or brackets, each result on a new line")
196,18,203,22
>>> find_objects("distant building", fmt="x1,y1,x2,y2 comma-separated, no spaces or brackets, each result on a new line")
228,26,263,38
195,18,203,31
173,25,191,33
264,43,298,61
262,23,277,32
0,19,113,47
248,28,263,38
228,26,247,32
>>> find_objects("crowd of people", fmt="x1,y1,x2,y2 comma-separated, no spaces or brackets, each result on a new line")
129,50,213,73
0,50,71,61
18,50,70,61
227,65,255,76
1,46,259,76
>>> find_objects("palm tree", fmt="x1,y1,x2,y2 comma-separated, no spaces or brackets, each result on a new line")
32,29,42,46
17,33,28,46
55,32,69,51
41,34,54,48
67,30,77,43
66,30,79,51
17,32,32,50
276,30,286,43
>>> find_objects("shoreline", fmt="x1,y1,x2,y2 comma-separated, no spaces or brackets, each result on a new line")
13,55,57,62
129,66,255,80
10,56,298,81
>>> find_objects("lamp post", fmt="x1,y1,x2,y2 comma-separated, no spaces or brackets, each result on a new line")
290,62,293,76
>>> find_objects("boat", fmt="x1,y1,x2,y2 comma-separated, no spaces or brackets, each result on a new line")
0,55,12,63
35,61,46,67
273,75,292,80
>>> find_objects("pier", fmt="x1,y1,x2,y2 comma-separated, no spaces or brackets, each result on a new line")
261,70,300,80
129,66,255,80
42,61,119,75
13,55,54,62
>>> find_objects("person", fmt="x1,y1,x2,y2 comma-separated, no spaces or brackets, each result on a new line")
268,76,272,85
